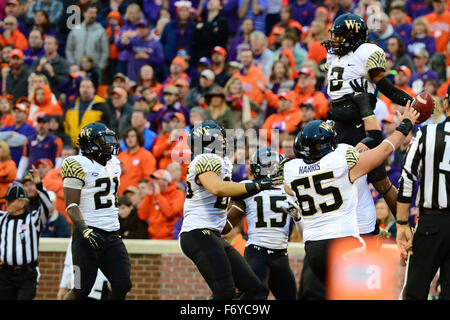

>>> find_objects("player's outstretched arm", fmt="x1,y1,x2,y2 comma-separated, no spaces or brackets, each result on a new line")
198,171,283,198
349,102,419,182
370,69,414,106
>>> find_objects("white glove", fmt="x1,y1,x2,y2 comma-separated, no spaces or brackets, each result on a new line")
282,199,302,222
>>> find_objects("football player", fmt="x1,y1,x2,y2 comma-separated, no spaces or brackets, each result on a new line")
179,121,284,300
321,13,415,218
284,102,419,298
61,122,132,300
225,147,301,300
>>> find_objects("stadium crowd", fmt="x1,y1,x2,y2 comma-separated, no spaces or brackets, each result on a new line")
0,0,448,242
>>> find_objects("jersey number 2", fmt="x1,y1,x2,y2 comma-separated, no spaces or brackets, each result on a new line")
329,67,345,92
94,177,119,210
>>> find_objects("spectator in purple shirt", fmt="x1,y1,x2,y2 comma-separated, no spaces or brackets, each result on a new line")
118,18,164,82
289,0,316,27
238,0,268,33
0,102,37,166
389,1,412,46
4,0,27,35
405,0,432,20
143,0,163,26
23,29,45,66
228,17,254,62
406,17,436,59
115,3,143,75
410,49,439,95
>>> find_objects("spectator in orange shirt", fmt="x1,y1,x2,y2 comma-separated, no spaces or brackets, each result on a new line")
0,16,28,50
118,127,157,195
380,66,416,114
295,68,329,119
260,92,301,145
152,112,190,180
233,49,266,107
268,5,302,47
163,56,190,89
29,84,63,125
424,0,450,53
137,169,185,240
304,20,328,65
0,140,17,209
0,95,14,129
42,145,76,222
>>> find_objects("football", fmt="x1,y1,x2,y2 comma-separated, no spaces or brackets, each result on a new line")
411,92,434,124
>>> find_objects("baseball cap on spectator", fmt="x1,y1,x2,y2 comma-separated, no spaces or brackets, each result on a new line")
211,46,227,57
227,61,242,69
175,0,192,8
198,57,212,67
298,68,315,78
6,0,20,6
22,174,33,183
123,186,138,195
171,112,186,122
36,114,50,122
111,87,128,96
34,158,54,169
171,56,187,71
10,49,23,59
13,102,29,113
137,18,149,28
200,69,215,81
164,85,179,95
278,92,290,100
396,65,411,77
175,78,190,89
414,49,429,59
300,103,314,110
272,26,284,36
1,185,27,201
150,169,172,182
113,72,127,81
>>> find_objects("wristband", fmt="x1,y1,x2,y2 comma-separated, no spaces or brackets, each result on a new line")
396,220,409,225
66,203,79,211
396,119,413,136
382,139,395,153
245,182,259,194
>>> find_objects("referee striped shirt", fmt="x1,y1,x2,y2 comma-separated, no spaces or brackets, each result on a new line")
398,117,450,210
0,187,52,266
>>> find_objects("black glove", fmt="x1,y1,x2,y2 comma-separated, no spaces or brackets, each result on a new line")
75,221,105,251
254,174,284,191
349,78,368,93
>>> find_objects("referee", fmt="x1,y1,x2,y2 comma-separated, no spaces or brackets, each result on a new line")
0,167,52,300
397,84,450,300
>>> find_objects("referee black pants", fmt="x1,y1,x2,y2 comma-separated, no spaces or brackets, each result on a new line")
244,244,297,300
0,265,38,300
180,229,266,300
72,227,131,300
403,214,450,300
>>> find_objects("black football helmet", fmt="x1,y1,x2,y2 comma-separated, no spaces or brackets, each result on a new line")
78,122,119,165
294,120,337,163
249,147,285,180
188,120,226,158
322,13,368,57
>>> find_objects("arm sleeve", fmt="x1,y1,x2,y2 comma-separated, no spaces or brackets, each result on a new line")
376,77,414,106
194,154,223,176
366,50,386,73
346,146,361,170
398,129,423,203
61,158,86,186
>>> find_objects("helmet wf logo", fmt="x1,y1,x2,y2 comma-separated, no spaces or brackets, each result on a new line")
344,20,361,33
79,127,92,139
